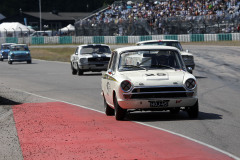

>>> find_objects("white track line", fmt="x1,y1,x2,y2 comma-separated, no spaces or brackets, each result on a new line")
13,88,240,160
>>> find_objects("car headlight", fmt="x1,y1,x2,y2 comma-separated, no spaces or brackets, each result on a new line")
185,78,196,90
79,58,88,64
120,80,132,92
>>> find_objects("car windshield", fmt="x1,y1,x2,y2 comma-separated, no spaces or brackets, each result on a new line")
140,41,183,51
119,50,184,71
1,45,11,50
11,45,29,51
80,46,111,54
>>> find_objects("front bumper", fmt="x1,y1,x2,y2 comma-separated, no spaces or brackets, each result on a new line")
79,63,108,71
9,57,31,62
118,97,198,109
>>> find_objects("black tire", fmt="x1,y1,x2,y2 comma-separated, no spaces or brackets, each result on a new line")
77,64,83,75
104,96,114,116
71,63,77,75
27,60,32,64
0,58,3,61
187,101,199,118
170,107,180,114
114,95,126,120
8,61,12,64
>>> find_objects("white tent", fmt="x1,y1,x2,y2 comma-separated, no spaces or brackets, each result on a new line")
0,22,35,37
59,24,75,32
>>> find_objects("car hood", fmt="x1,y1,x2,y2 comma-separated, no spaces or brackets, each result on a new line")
11,51,30,54
180,51,193,56
119,70,186,86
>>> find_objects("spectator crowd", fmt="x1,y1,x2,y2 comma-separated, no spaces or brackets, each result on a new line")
76,0,240,36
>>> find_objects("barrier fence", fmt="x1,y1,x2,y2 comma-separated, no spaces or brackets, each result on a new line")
1,33,240,45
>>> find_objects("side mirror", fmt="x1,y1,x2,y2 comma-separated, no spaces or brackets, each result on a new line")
186,50,189,53
107,69,113,75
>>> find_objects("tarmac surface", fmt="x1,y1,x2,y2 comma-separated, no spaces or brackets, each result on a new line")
0,44,240,159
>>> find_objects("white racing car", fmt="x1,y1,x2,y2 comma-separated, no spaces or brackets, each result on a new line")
70,44,111,75
101,45,198,120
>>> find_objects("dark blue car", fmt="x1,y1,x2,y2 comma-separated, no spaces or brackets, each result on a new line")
8,44,32,64
0,43,16,61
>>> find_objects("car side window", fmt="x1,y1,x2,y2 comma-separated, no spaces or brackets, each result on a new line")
75,47,79,55
108,51,117,72
111,52,118,72
108,51,114,70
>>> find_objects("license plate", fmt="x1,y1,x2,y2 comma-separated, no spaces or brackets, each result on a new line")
149,100,169,107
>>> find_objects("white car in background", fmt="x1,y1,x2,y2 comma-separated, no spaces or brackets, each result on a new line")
101,45,198,120
70,44,111,75
136,40,195,74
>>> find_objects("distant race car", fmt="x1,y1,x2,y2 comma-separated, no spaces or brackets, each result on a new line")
136,40,195,74
0,43,16,61
101,45,198,120
70,44,111,75
8,44,32,64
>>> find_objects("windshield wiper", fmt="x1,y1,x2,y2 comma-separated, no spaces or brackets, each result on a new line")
151,64,175,70
121,65,147,71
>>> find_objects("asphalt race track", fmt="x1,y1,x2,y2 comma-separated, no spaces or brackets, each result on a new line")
0,44,240,159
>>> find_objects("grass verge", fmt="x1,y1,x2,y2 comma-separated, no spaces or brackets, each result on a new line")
30,48,75,62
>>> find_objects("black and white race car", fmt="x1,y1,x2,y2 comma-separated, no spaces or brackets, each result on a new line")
70,44,111,75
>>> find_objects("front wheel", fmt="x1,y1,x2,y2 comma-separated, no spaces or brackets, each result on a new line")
77,64,83,76
8,60,12,64
0,58,3,61
27,60,32,64
187,101,199,118
71,63,77,75
114,95,126,120
104,96,114,116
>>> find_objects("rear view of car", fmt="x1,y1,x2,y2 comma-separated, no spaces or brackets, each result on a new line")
8,44,32,64
0,43,16,61
70,44,111,75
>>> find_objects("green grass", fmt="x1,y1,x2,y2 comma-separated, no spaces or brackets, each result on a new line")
30,48,75,62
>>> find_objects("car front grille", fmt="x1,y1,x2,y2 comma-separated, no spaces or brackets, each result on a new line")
13,55,29,59
124,86,193,99
88,57,110,62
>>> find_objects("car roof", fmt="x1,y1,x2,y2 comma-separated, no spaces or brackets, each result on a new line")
11,44,28,47
78,44,110,47
114,45,180,53
2,43,16,46
136,39,179,44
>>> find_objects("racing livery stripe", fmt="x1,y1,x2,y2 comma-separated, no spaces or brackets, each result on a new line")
12,102,234,160
103,74,117,81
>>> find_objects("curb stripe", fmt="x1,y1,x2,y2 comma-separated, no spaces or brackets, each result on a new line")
12,87,240,160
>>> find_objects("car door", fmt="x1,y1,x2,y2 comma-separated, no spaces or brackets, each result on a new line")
104,51,118,107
